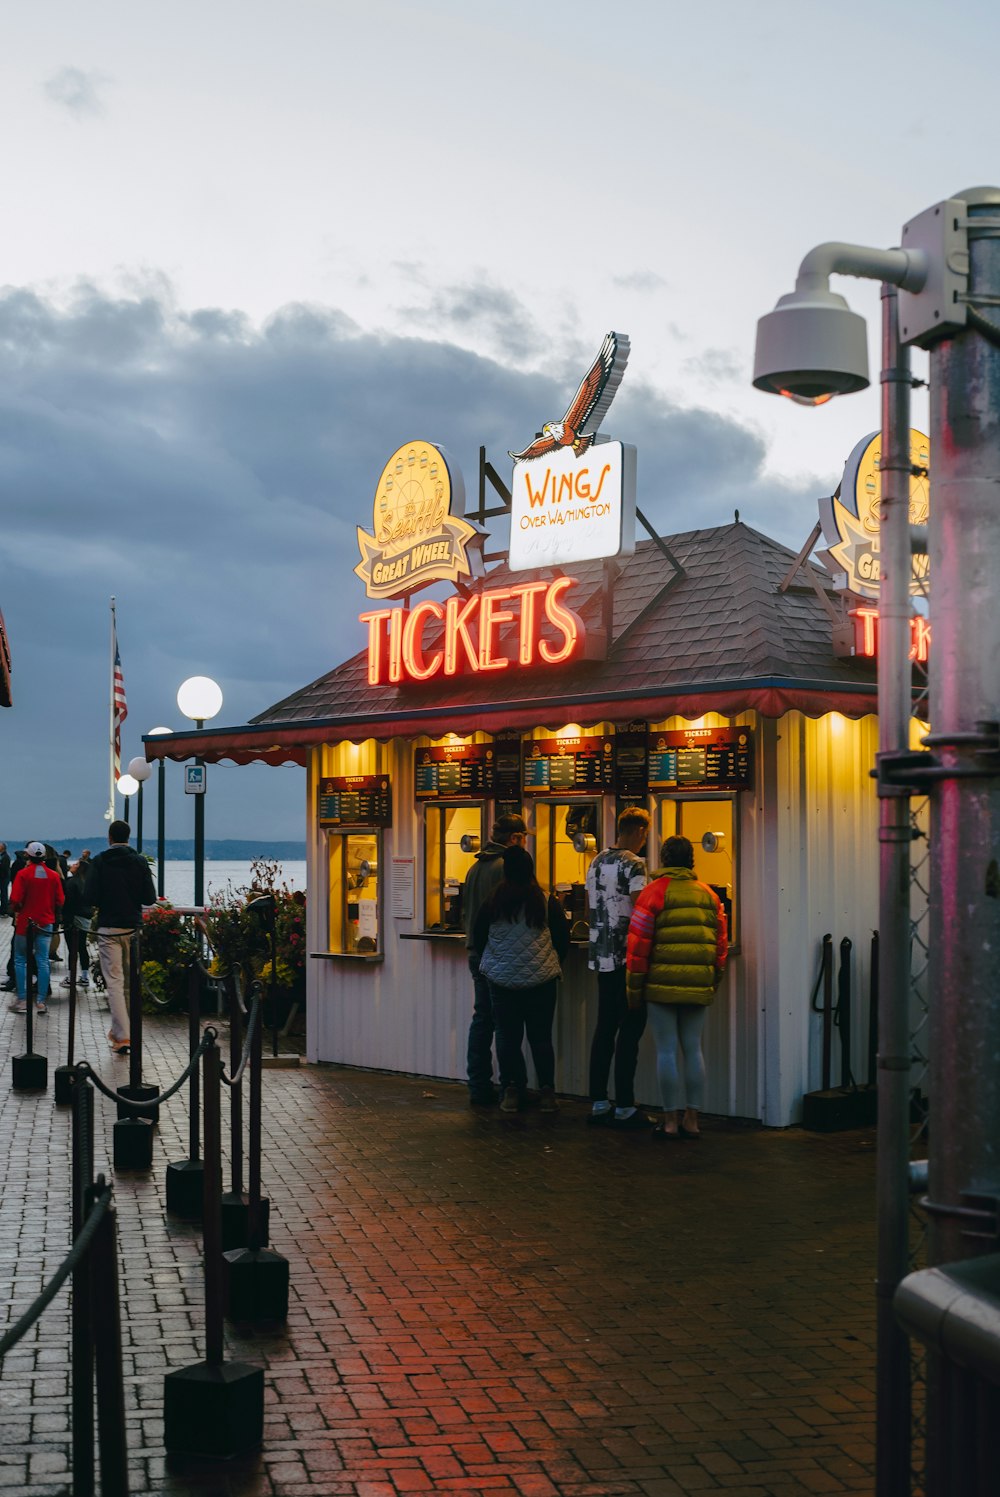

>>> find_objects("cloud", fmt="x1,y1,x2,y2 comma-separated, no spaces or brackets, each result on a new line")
611,270,668,293
42,66,112,119
0,278,815,837
682,346,745,385
398,275,543,361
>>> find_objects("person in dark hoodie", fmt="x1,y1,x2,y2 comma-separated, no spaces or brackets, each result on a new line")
461,812,527,1105
85,820,157,1055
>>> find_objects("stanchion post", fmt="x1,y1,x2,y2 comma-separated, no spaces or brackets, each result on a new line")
165,962,206,1219
89,1180,129,1497
113,931,156,1170
55,926,79,1105
220,974,270,1251
71,1074,96,1497
223,968,289,1321
13,919,47,1091
164,1031,264,1458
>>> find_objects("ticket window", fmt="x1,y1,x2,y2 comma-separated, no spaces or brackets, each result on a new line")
532,799,601,939
328,831,381,955
424,804,486,931
656,797,737,944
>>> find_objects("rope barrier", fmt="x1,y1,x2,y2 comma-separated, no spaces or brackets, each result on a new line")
75,1029,216,1110
0,1186,112,1360
221,987,261,1089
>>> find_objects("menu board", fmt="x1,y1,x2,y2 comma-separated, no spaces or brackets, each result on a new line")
317,775,393,827
522,734,614,795
614,720,649,799
414,743,495,799
647,727,753,791
493,731,523,804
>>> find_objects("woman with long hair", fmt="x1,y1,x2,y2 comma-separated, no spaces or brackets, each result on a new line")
473,843,570,1113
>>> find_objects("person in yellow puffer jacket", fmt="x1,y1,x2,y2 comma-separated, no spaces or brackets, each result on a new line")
626,835,727,1138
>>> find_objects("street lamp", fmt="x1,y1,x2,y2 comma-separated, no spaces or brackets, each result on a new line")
116,773,139,828
752,188,1000,1497
127,755,152,855
147,727,172,898
177,676,222,908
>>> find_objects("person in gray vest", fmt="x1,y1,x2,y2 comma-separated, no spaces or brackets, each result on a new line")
462,812,527,1105
473,844,569,1114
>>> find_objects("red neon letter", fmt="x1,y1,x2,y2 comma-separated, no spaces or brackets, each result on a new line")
359,610,392,685
388,607,405,684
402,600,445,681
910,615,931,663
852,607,879,657
444,594,481,675
478,589,515,672
539,577,583,664
509,581,549,666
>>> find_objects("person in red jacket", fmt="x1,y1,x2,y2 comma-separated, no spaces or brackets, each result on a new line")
8,841,64,1015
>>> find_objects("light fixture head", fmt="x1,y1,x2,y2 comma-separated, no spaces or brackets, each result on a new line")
753,287,869,403
127,755,153,782
177,675,223,723
147,725,173,736
116,773,140,797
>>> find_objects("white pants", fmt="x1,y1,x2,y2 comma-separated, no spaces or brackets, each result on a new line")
97,929,133,1043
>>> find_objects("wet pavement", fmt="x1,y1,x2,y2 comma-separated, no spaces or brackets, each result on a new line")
0,930,877,1496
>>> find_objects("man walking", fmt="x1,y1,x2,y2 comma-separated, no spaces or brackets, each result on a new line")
462,812,527,1105
85,820,156,1055
8,841,64,1015
585,806,651,1128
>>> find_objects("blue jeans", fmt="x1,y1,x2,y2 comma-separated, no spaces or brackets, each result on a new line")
466,951,499,1094
647,1003,707,1111
14,927,53,1002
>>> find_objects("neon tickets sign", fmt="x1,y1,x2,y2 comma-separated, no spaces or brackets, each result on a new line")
360,577,584,685
849,607,930,663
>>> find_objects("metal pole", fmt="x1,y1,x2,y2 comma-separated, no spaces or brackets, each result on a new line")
136,781,143,856
194,720,205,908
874,281,914,1497
924,188,1000,1487
188,963,201,1163
71,1077,95,1497
269,903,279,1060
157,760,166,899
202,1036,224,1366
90,1185,130,1497
247,974,264,1252
128,930,143,1092
227,971,244,1196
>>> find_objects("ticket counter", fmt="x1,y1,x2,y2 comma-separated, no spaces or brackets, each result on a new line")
423,803,486,931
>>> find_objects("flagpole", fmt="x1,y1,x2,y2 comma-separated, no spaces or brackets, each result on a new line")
106,597,116,821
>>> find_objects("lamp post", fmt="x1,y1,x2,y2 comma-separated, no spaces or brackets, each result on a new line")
147,727,172,898
127,756,153,855
753,187,1000,1497
116,774,139,829
176,677,222,909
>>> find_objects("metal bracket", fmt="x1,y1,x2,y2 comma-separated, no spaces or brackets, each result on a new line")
921,1191,1000,1243
874,725,1000,795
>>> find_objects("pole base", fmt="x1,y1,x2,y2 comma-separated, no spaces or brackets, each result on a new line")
53,1063,76,1105
113,1117,154,1171
801,1084,878,1132
223,1247,289,1323
12,1052,48,1091
220,1191,271,1252
261,1053,301,1069
163,1359,264,1458
165,1158,209,1220
117,1082,160,1125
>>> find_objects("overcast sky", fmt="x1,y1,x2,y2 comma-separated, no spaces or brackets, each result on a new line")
1,0,996,842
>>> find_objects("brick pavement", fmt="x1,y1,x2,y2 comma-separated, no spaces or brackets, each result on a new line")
0,929,877,1496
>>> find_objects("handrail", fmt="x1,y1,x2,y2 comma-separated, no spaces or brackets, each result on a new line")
0,1184,112,1359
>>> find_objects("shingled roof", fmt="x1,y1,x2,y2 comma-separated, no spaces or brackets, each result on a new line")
146,521,878,766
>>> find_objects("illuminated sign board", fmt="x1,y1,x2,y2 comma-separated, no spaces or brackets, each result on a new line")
509,441,637,571
844,607,930,663
360,576,584,686
355,440,480,600
508,331,635,571
414,742,495,798
647,727,753,791
318,775,393,827
819,429,930,600
522,734,614,795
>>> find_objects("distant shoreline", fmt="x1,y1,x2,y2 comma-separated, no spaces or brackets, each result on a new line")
7,839,306,860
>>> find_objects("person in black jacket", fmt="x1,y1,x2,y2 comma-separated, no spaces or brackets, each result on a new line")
85,820,157,1055
59,860,94,989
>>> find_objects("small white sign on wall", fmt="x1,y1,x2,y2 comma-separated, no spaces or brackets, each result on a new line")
509,441,636,571
391,857,415,919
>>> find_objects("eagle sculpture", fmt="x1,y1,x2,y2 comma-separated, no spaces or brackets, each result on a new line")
509,330,631,462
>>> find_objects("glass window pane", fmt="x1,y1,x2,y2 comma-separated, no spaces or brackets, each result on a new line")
328,831,380,953
424,805,482,930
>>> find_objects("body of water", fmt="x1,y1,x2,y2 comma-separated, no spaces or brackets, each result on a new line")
160,860,307,908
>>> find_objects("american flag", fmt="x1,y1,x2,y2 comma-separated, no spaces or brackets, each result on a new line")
113,633,128,778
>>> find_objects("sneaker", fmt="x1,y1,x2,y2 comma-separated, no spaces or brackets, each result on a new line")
59,977,74,989
612,1109,654,1131
587,1104,614,1126
11,1001,27,1014
113,1044,130,1057
78,976,90,988
35,1003,47,1015
0,981,15,992
539,1086,559,1114
500,1085,521,1114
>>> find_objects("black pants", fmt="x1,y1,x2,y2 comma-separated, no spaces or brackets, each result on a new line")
588,967,647,1108
491,980,558,1093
